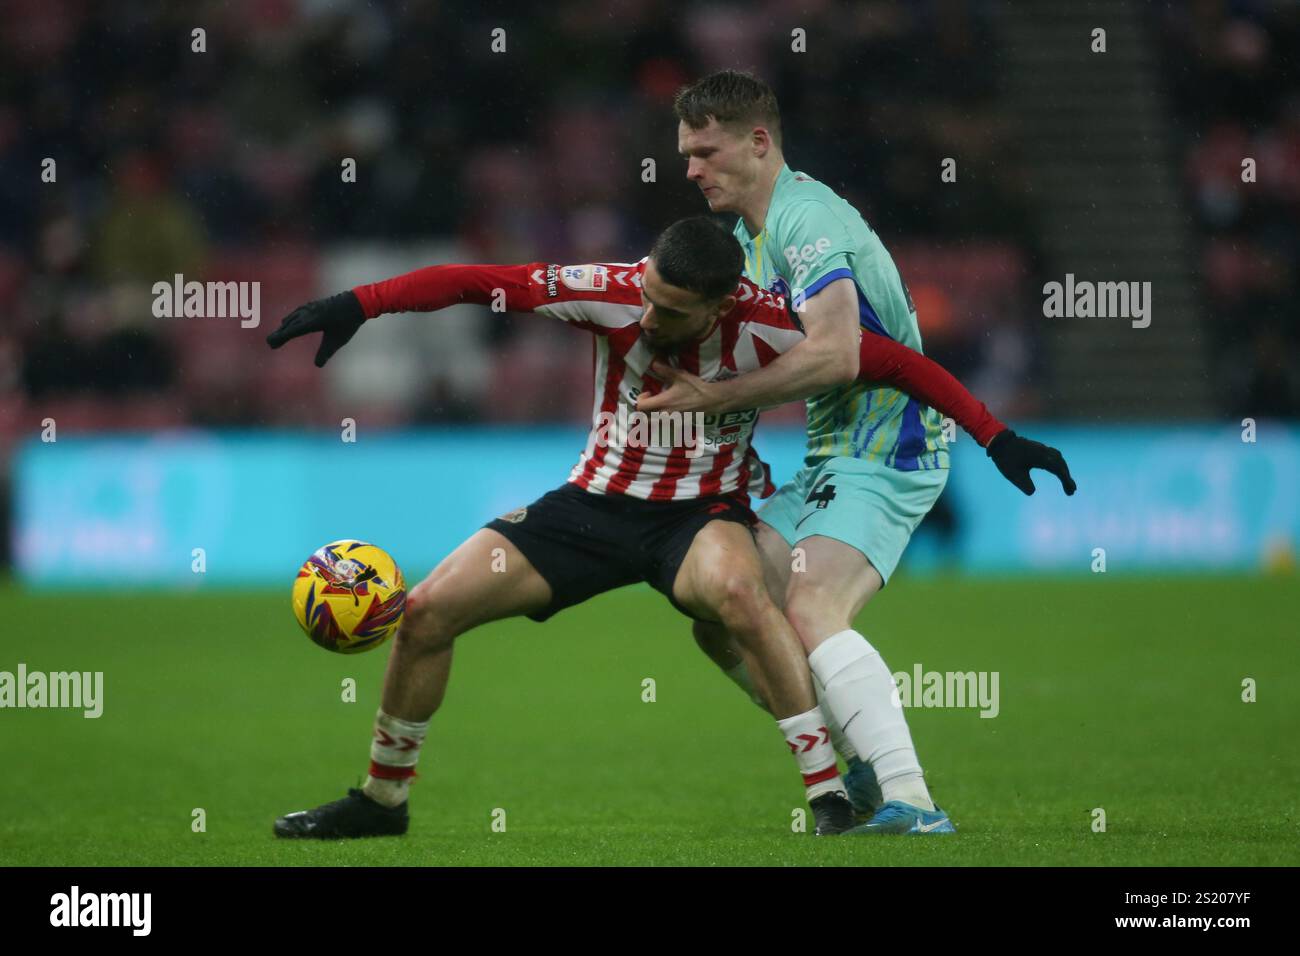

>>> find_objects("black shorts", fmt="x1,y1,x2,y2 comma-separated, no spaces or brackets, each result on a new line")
484,481,756,622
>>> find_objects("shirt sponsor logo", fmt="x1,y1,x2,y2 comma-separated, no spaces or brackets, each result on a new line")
702,409,758,429
783,237,833,287
559,264,607,292
545,264,560,297
692,408,759,448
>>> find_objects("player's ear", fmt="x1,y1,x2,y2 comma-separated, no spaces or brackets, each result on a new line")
715,295,738,318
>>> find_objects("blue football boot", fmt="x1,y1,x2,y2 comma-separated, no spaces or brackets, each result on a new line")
845,799,956,835
842,756,884,819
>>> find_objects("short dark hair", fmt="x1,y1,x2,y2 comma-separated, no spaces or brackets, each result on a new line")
649,217,743,301
673,70,782,147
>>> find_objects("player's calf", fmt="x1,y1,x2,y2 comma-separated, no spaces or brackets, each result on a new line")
695,619,766,708
358,578,460,808
705,574,805,716
695,618,876,812
674,521,850,827
277,531,553,837
364,537,547,809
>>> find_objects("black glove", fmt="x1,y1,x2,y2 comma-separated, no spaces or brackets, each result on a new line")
986,429,1077,496
266,290,366,367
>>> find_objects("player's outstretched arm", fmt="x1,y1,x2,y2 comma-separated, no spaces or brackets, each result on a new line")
265,262,583,367
859,334,1076,497
641,323,1075,497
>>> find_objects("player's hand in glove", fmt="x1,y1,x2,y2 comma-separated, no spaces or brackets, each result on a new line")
986,429,1077,496
266,290,366,367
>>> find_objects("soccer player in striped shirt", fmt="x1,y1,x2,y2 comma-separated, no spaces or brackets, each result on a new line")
641,71,1076,835
265,216,1047,838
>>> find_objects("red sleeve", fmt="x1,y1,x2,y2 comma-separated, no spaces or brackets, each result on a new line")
351,262,553,318
858,334,1007,447
350,261,644,337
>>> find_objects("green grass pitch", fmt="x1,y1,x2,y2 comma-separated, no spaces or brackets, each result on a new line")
3,575,1296,866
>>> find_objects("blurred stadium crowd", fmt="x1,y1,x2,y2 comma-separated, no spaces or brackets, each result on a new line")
1157,0,1300,418
0,0,1296,457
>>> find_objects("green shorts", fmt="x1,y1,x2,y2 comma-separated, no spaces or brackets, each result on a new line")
758,456,949,584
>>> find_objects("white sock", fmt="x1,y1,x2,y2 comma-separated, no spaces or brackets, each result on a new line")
727,661,858,762
776,706,845,801
808,630,934,811
362,709,430,808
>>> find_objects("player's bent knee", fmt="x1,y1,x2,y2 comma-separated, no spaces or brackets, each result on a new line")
783,583,847,643
712,574,772,634
398,579,461,651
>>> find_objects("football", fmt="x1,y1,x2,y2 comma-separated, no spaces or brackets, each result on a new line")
291,540,407,654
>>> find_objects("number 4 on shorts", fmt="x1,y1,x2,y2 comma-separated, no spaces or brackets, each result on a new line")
805,473,837,510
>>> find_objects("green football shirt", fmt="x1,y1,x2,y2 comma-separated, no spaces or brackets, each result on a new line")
733,164,949,471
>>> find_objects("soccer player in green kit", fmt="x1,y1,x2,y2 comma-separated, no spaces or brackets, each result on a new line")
639,71,1075,834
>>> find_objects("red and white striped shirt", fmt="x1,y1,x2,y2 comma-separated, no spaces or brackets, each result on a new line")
352,258,1005,503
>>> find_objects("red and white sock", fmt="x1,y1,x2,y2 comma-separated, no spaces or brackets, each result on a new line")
727,661,859,762
777,706,846,801
361,709,429,808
